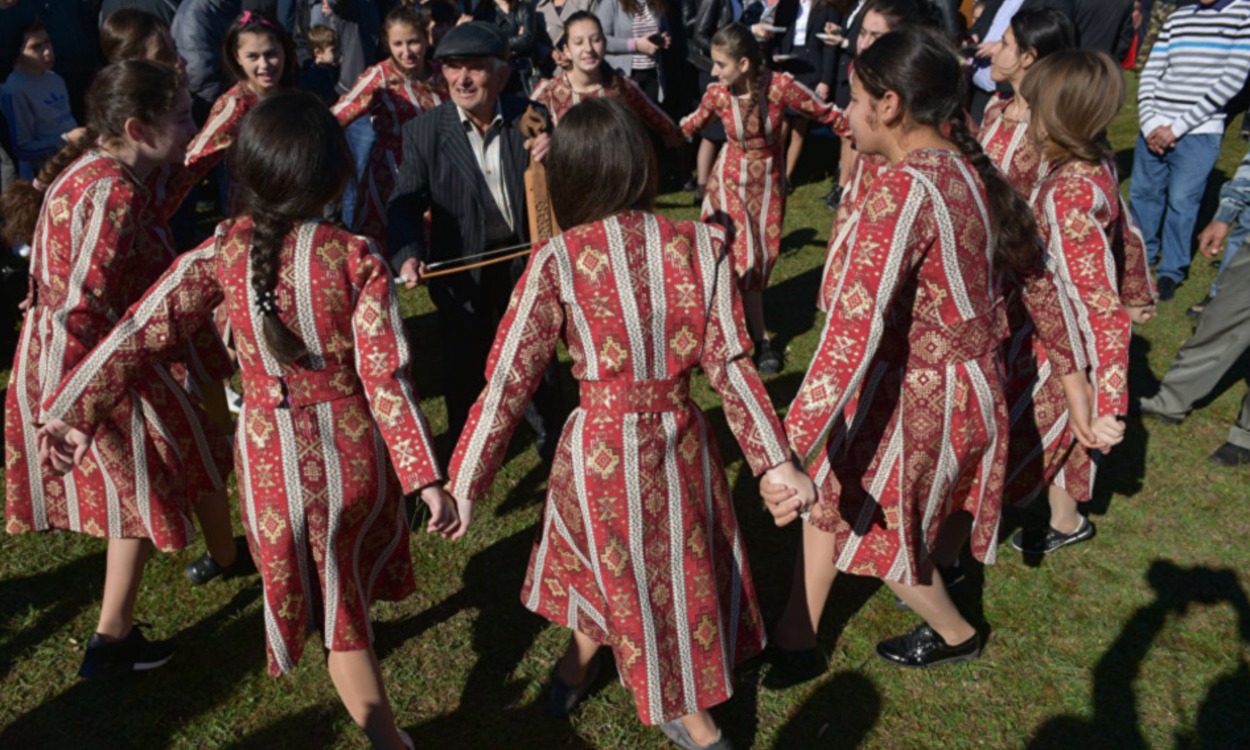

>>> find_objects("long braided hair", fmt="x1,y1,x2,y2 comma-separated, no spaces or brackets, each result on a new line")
711,24,770,137
232,91,352,366
854,28,1040,278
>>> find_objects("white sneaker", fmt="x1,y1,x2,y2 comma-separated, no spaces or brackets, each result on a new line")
225,385,243,415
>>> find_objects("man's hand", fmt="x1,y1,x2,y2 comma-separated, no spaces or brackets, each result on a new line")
1146,125,1177,154
527,132,551,163
397,258,427,289
552,47,571,70
1198,220,1231,259
815,82,830,101
975,40,1000,59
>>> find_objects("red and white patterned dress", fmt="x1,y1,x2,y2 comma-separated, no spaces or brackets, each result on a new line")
447,212,790,725
818,151,888,312
171,81,264,215
680,72,845,290
978,94,1045,196
4,151,232,550
333,60,445,244
530,70,680,141
41,217,442,675
1004,159,1155,505
785,149,1075,583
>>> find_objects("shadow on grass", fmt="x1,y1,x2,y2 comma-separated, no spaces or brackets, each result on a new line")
1027,560,1250,750
0,549,106,682
770,671,882,749
0,587,264,748
224,704,344,750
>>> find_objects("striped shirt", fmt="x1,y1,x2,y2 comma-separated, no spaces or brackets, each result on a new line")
632,4,660,70
1138,0,1250,138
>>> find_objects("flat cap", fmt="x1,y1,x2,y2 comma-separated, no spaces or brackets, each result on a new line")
433,22,510,60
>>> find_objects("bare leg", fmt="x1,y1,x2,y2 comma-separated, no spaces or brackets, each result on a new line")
679,709,723,746
774,521,839,651
556,629,601,685
697,138,718,192
1047,483,1082,534
885,572,977,647
785,120,808,185
194,488,237,567
744,288,767,345
327,647,406,750
97,538,152,640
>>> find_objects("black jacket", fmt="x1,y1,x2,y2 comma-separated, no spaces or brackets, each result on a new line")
688,0,736,71
1073,0,1134,60
969,0,1076,41
771,0,839,87
387,96,542,287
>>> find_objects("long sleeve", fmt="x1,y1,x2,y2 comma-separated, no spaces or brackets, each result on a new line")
1019,271,1077,378
1215,151,1250,225
185,89,249,176
42,242,224,433
1115,193,1157,307
1171,14,1250,137
447,242,565,503
597,0,634,55
784,169,921,462
332,64,384,127
776,72,845,130
1041,179,1132,417
679,86,721,139
696,227,789,473
1136,19,1168,130
386,119,432,271
349,239,443,493
616,75,680,141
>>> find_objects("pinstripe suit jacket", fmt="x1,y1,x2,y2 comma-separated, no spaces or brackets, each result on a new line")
387,96,541,281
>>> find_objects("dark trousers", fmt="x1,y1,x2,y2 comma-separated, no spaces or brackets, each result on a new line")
431,260,565,451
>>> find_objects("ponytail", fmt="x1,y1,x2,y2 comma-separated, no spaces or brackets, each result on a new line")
249,210,308,366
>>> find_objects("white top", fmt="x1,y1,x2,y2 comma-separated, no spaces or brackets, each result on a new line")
456,103,514,231
794,0,812,47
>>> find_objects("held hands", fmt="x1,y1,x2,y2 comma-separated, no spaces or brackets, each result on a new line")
1125,303,1157,325
451,492,473,540
760,460,817,527
36,419,92,475
815,82,831,102
1198,220,1230,259
420,484,462,539
1059,371,1123,454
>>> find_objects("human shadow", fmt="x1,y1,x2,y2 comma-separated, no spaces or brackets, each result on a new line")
0,587,264,748
0,548,107,682
1027,560,1250,750
769,671,883,749
224,704,344,749
763,264,823,368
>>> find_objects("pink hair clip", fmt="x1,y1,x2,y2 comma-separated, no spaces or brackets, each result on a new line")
239,10,278,31
31,178,47,192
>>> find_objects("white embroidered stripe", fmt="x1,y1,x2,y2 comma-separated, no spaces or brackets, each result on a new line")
662,411,698,714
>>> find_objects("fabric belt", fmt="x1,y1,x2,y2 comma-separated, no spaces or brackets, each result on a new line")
898,304,1010,368
579,377,691,414
242,367,363,409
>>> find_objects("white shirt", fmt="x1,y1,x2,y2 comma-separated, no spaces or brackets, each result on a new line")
456,103,514,232
794,0,812,47
972,0,1026,93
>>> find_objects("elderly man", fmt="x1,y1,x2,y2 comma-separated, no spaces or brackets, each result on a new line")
387,21,563,454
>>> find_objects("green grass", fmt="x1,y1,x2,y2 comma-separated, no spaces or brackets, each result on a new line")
2,75,1249,749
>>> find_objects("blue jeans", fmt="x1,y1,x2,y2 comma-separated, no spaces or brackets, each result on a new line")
1211,205,1250,297
342,118,375,230
1128,132,1223,284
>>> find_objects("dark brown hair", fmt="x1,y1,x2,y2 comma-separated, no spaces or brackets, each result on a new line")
1,60,182,248
547,97,656,228
308,24,338,53
854,28,1039,278
1021,50,1123,165
563,11,618,84
711,23,769,134
234,91,352,366
385,4,430,37
619,0,667,19
222,12,298,88
100,8,172,64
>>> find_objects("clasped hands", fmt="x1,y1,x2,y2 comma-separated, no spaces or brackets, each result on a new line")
759,459,818,527
1145,125,1178,155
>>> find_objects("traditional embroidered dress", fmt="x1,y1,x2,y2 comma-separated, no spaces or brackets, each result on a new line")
978,94,1045,196
4,150,232,550
159,81,263,216
680,72,845,290
818,150,888,312
530,69,680,141
39,217,442,675
447,212,790,725
1004,159,1155,504
333,60,445,244
785,149,1076,583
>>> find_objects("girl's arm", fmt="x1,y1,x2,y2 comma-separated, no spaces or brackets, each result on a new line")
776,72,848,135
447,241,565,504
348,237,443,494
679,86,722,139
616,75,681,144
332,64,385,128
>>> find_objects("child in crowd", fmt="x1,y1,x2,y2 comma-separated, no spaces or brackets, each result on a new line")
301,24,342,106
38,92,458,750
447,96,811,750
680,22,844,375
0,21,84,179
333,5,445,245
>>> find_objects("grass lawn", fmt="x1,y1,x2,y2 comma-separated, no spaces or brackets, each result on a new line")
2,75,1249,749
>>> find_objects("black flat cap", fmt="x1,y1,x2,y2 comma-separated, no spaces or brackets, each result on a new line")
433,22,510,60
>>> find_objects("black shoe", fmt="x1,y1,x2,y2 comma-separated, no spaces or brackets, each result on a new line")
659,719,735,750
1157,276,1177,302
755,340,782,375
821,184,843,210
876,623,981,668
894,561,966,611
184,535,255,585
761,641,827,689
79,626,174,679
1209,442,1250,467
1009,518,1095,556
1187,295,1212,319
547,654,601,718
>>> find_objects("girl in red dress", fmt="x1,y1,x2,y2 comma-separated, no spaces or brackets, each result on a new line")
1006,51,1155,556
679,23,845,375
761,28,1100,675
39,92,458,750
2,60,230,678
530,11,680,142
978,9,1076,195
333,5,447,245
446,97,812,750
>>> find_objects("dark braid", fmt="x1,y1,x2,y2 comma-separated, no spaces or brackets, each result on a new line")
248,208,308,366
711,24,770,135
